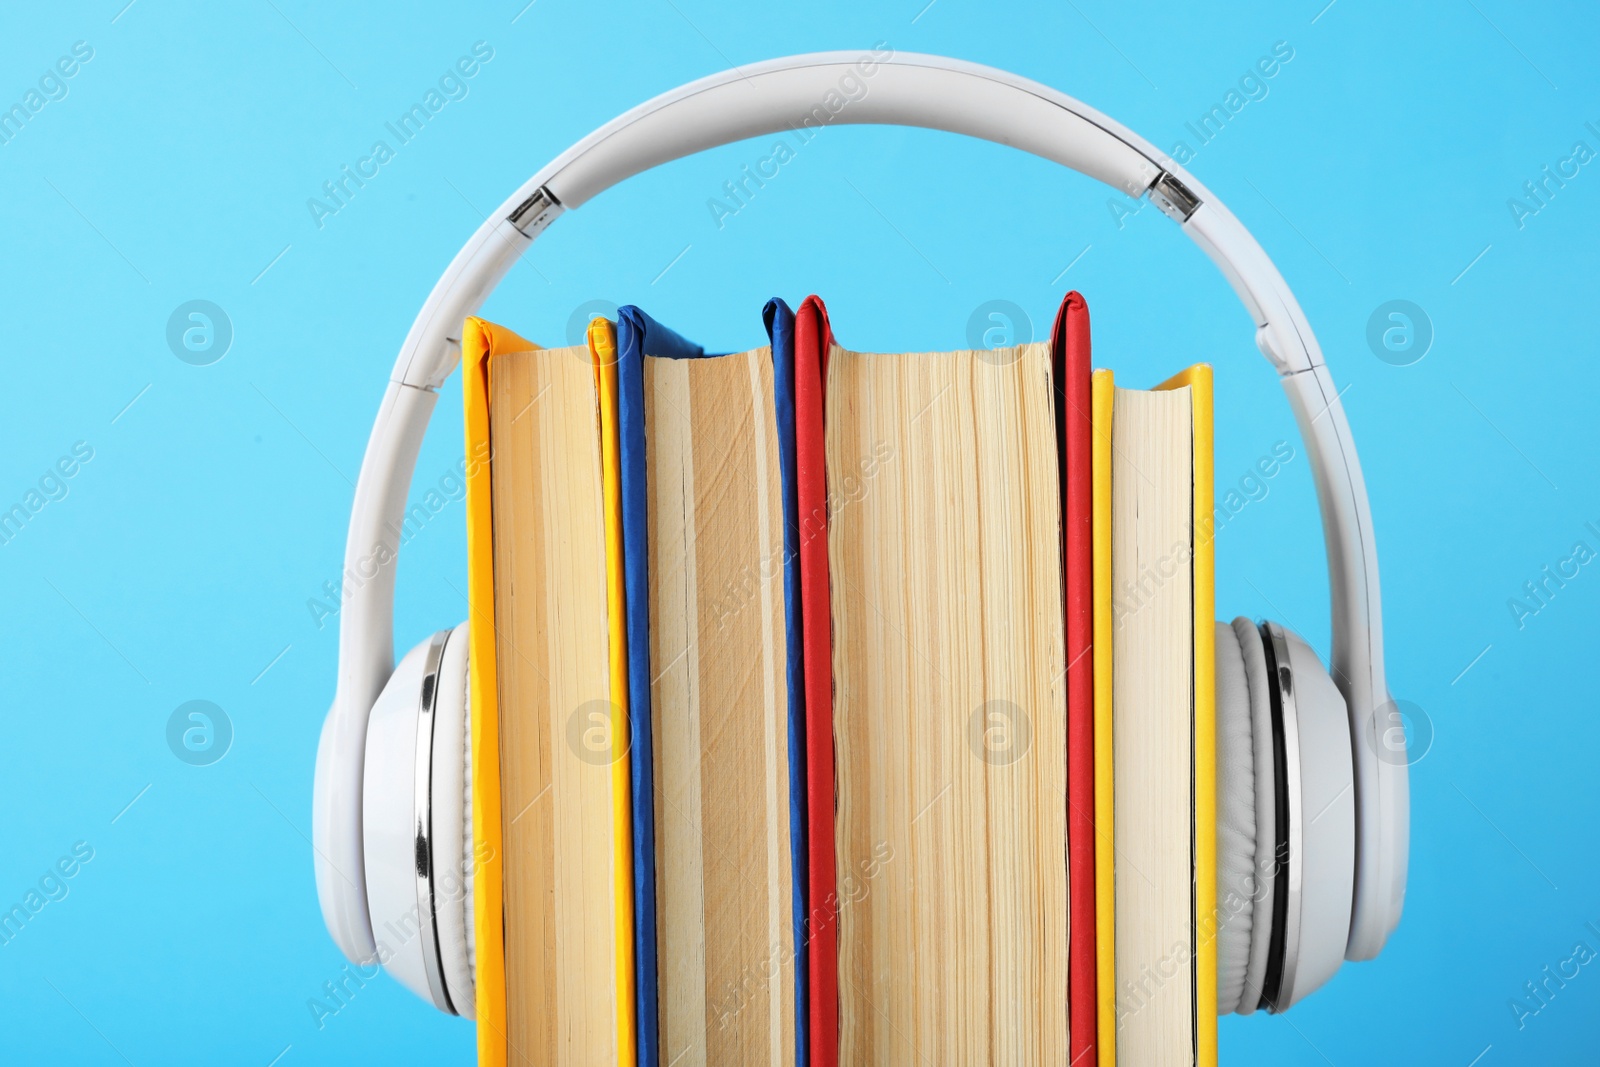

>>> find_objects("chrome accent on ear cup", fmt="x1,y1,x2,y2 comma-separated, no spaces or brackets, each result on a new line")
1259,621,1304,1012
412,629,458,1016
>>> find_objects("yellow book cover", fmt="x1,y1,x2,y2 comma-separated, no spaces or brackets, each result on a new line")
461,316,636,1067
1090,367,1117,1065
461,317,522,1067
1093,364,1216,1066
587,318,639,1066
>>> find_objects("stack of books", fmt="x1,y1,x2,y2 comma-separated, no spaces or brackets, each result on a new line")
462,291,1217,1067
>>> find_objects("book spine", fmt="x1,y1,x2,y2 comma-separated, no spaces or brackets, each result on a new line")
796,295,840,1067
1055,292,1100,1066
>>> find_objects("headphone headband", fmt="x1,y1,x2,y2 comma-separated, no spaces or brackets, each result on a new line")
313,49,1405,969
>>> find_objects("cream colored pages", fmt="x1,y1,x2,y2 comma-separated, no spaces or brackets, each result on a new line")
489,348,622,1067
827,342,1068,1066
645,348,796,1067
1110,384,1195,1066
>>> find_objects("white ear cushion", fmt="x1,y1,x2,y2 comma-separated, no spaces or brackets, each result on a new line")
1233,616,1277,1015
1212,621,1255,1015
431,622,475,1018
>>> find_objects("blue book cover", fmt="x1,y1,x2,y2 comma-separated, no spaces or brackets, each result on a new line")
616,303,808,1067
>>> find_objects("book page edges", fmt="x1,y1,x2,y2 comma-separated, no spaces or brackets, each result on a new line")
1154,363,1216,1067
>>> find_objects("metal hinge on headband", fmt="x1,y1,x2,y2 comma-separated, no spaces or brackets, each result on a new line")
1149,172,1201,223
508,186,562,237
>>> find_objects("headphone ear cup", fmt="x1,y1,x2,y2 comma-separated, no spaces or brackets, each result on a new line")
1213,618,1278,1015
360,626,473,1017
430,621,475,1019
1266,623,1355,1009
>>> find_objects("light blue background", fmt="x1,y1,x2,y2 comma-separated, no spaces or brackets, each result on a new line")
1,1,1596,1063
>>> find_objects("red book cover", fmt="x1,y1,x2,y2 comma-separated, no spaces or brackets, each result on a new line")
799,293,1092,1064
1053,291,1098,1065
795,295,838,1067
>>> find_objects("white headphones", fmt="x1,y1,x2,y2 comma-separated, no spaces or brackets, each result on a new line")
311,50,1408,1022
